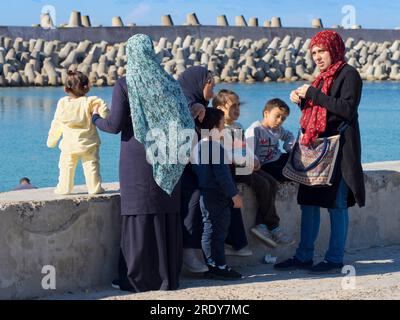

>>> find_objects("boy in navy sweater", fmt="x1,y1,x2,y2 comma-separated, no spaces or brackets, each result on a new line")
192,108,243,280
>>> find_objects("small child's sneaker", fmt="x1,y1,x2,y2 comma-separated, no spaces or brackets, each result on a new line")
270,228,295,247
205,265,243,281
251,224,278,248
89,187,106,195
54,188,71,195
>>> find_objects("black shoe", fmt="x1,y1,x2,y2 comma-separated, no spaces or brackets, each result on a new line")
274,257,314,270
205,265,243,280
112,279,136,292
111,279,121,290
309,260,344,274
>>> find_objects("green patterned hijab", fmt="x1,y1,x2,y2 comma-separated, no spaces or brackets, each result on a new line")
126,34,195,195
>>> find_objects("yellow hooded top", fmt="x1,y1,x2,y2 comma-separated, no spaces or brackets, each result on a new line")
47,96,109,154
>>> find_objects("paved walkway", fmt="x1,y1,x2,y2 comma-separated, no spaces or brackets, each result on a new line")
46,245,400,300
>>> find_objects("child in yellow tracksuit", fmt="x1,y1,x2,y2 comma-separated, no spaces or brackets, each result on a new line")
47,71,109,195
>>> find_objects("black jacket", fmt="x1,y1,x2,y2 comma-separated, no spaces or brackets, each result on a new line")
298,64,366,208
93,78,181,215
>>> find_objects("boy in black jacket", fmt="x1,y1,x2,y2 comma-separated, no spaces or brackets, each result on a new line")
192,108,243,280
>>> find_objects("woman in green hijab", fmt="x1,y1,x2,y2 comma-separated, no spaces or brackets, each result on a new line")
93,34,194,292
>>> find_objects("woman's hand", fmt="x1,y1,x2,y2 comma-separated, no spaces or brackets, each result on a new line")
190,103,206,122
290,90,302,105
296,84,311,99
232,194,243,209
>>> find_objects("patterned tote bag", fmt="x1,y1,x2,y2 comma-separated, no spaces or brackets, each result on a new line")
283,123,348,186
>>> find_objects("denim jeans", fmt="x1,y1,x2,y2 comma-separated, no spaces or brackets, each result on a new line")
295,179,349,264
199,192,232,267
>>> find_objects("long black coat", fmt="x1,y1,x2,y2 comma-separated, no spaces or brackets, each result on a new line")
93,77,181,215
298,64,365,208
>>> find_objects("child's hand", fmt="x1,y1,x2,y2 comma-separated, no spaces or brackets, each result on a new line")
232,194,243,209
253,159,261,171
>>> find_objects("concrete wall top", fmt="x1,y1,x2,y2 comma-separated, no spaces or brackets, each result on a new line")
1,26,400,43
0,162,399,205
0,183,121,208
362,161,400,172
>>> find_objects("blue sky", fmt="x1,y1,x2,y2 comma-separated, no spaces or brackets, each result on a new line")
1,0,399,29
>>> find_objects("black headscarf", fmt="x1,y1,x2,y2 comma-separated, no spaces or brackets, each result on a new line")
178,66,210,108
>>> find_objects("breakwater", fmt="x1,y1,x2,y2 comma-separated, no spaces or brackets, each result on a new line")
1,26,400,87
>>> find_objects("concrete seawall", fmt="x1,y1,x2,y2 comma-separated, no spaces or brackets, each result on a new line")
1,26,400,43
0,161,399,299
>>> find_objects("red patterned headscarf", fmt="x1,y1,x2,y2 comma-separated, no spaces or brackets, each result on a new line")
300,30,347,145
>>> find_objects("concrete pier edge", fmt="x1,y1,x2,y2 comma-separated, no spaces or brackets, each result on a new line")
0,161,399,299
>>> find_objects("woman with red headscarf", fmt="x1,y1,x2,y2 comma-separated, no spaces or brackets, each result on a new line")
275,31,365,273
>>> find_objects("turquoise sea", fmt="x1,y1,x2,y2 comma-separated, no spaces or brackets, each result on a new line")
1,82,399,193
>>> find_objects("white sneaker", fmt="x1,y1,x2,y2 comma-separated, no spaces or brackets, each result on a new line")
183,249,209,273
270,228,296,247
225,244,253,257
251,224,278,248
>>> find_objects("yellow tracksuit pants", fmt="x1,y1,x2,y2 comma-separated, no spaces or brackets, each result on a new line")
55,148,104,195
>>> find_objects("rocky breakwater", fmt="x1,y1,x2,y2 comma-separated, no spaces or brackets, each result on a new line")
0,35,399,87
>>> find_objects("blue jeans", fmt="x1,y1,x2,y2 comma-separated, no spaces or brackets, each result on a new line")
295,179,349,264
